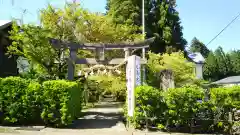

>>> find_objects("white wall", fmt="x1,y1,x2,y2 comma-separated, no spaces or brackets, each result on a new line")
196,63,203,79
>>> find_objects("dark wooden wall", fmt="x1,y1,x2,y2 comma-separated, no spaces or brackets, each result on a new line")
0,25,18,77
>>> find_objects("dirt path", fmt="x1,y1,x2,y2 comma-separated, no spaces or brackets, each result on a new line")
69,101,126,131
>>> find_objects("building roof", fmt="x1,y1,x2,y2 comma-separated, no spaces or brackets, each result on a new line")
188,52,205,64
212,76,240,85
0,20,12,30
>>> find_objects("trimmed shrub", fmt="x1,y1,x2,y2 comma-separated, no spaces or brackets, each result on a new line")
164,85,204,128
0,77,83,127
41,80,83,127
211,86,240,109
125,85,208,130
125,85,239,133
210,86,240,133
0,77,42,124
125,85,166,128
22,82,43,124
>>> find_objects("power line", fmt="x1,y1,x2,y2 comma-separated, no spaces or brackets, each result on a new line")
206,12,240,46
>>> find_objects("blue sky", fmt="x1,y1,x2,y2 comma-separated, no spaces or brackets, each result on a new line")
0,0,240,51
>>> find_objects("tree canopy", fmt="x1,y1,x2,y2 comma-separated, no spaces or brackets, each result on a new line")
106,0,187,53
8,2,142,78
203,47,237,81
188,37,240,82
189,37,210,58
229,50,240,75
147,51,195,87
203,51,219,81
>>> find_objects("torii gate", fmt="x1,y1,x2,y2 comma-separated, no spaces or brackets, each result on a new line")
50,38,155,81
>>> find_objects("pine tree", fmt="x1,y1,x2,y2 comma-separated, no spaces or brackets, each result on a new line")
203,51,219,81
106,0,187,53
189,37,210,58
229,50,240,74
214,47,233,79
204,47,237,81
106,0,141,25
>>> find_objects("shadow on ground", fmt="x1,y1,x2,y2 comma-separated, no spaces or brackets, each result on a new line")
68,102,125,129
94,103,123,109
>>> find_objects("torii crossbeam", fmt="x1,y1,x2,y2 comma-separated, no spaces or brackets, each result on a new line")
50,37,155,80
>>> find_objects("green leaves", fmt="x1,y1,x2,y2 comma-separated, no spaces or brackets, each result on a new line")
86,75,126,102
40,3,142,43
147,51,195,87
125,85,165,128
189,37,210,58
106,0,186,53
165,85,204,125
0,77,83,127
210,86,240,110
0,77,41,124
125,85,239,132
106,0,141,25
204,51,219,81
8,2,142,78
125,85,205,129
203,47,238,81
9,22,58,76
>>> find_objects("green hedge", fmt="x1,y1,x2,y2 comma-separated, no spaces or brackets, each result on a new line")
0,77,83,127
211,86,240,110
125,85,240,133
125,85,166,128
0,77,42,124
41,80,83,127
210,87,240,134
165,85,204,128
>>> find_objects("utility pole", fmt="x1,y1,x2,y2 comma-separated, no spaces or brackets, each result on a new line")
142,0,147,85
142,0,145,37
